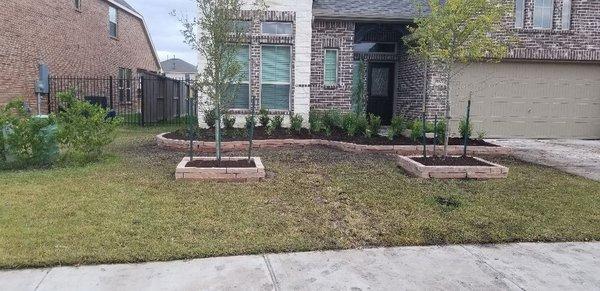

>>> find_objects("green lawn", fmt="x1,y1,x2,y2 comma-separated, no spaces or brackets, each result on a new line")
0,126,599,269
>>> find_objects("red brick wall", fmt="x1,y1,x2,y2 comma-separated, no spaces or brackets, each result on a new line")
0,0,160,108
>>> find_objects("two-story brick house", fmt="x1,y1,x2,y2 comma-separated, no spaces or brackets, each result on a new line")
199,0,599,138
0,0,161,109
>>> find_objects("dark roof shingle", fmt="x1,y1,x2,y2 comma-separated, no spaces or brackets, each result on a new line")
112,0,140,15
313,0,429,21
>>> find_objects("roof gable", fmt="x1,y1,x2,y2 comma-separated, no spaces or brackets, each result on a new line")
160,59,197,73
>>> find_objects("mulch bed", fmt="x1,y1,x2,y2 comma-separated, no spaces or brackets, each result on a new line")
412,156,492,167
164,127,498,147
186,159,256,168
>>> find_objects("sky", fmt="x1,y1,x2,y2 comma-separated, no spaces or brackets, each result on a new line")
126,0,197,66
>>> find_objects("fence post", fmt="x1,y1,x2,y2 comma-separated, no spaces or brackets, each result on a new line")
140,75,145,126
109,76,114,109
47,76,52,114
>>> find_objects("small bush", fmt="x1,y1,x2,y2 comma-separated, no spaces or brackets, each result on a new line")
342,113,358,137
223,114,236,131
365,114,381,138
387,116,407,140
410,120,427,142
289,114,303,134
434,120,446,144
56,91,121,163
203,108,216,129
476,130,487,140
322,109,343,136
459,118,472,139
270,115,284,131
259,109,270,128
0,100,59,169
309,110,324,133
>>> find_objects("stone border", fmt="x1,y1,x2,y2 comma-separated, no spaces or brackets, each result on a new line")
157,133,512,156
396,156,509,179
176,157,266,182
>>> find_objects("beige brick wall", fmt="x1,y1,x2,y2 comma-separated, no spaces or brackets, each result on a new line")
0,0,160,108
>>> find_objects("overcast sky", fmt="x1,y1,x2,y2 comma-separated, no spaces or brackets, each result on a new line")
127,0,197,66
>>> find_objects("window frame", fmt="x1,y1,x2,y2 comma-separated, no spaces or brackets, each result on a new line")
561,0,572,30
323,49,339,87
353,42,397,54
231,44,251,110
533,0,554,29
514,0,525,28
117,68,132,102
109,6,118,38
260,45,292,111
74,0,81,10
261,22,293,36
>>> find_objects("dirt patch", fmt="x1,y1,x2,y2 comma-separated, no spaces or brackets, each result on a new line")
186,159,256,168
412,156,491,167
164,128,498,147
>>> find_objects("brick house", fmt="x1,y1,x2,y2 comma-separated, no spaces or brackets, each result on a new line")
0,0,161,109
199,0,600,138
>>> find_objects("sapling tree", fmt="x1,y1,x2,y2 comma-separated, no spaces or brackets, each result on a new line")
404,0,509,157
177,0,244,163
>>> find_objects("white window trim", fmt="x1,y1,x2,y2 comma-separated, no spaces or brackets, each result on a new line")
261,22,293,36
324,49,339,87
533,0,554,29
109,6,118,38
259,44,292,111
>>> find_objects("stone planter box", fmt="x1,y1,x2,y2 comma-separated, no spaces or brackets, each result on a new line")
396,155,509,179
176,157,266,182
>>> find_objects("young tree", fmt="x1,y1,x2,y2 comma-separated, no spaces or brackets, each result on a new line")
178,0,244,163
404,0,510,157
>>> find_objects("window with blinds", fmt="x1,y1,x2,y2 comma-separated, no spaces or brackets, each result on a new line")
533,0,553,29
514,0,525,28
230,45,250,109
261,45,291,110
324,49,338,87
109,6,118,38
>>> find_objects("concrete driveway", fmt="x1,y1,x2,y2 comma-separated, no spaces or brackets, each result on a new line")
492,139,600,181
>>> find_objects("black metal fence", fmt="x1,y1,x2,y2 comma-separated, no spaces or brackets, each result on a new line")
47,72,198,126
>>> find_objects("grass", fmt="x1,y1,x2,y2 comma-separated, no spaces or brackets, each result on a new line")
0,126,599,269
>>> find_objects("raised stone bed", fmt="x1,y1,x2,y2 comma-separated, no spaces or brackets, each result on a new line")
396,156,509,179
157,133,512,157
176,157,265,182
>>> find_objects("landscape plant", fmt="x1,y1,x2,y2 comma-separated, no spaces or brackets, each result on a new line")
459,117,472,139
405,0,509,157
178,0,245,162
258,108,270,128
268,115,284,134
387,116,407,140
322,109,343,136
289,114,303,134
309,110,324,133
223,114,236,131
365,114,382,138
203,108,216,129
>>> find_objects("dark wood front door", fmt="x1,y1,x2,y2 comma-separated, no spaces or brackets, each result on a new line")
367,62,395,125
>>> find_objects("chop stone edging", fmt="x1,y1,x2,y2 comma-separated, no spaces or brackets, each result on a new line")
156,133,512,156
176,157,266,182
396,155,509,179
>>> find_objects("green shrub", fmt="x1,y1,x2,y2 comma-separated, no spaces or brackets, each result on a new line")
435,120,446,143
0,100,59,169
459,118,472,139
259,109,270,128
365,114,382,138
476,130,487,140
322,109,343,136
203,108,216,129
387,116,407,140
309,110,324,133
342,113,358,137
289,114,303,134
410,119,445,143
223,114,236,131
56,91,120,163
410,120,427,142
270,115,284,131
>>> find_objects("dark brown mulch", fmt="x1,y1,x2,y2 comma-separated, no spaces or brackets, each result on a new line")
164,128,498,147
412,156,492,167
186,159,256,168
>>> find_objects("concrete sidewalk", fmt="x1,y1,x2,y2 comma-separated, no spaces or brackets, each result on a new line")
2,242,599,290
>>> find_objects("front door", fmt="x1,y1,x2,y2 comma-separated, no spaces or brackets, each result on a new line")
367,62,395,125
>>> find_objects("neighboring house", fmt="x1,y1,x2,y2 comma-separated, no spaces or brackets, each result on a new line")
198,0,600,138
0,0,161,110
161,58,198,80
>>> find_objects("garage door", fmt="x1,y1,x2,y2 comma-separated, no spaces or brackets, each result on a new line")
449,62,600,139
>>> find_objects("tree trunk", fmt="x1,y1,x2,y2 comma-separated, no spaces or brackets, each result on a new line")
247,96,256,162
215,104,222,163
443,64,452,158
